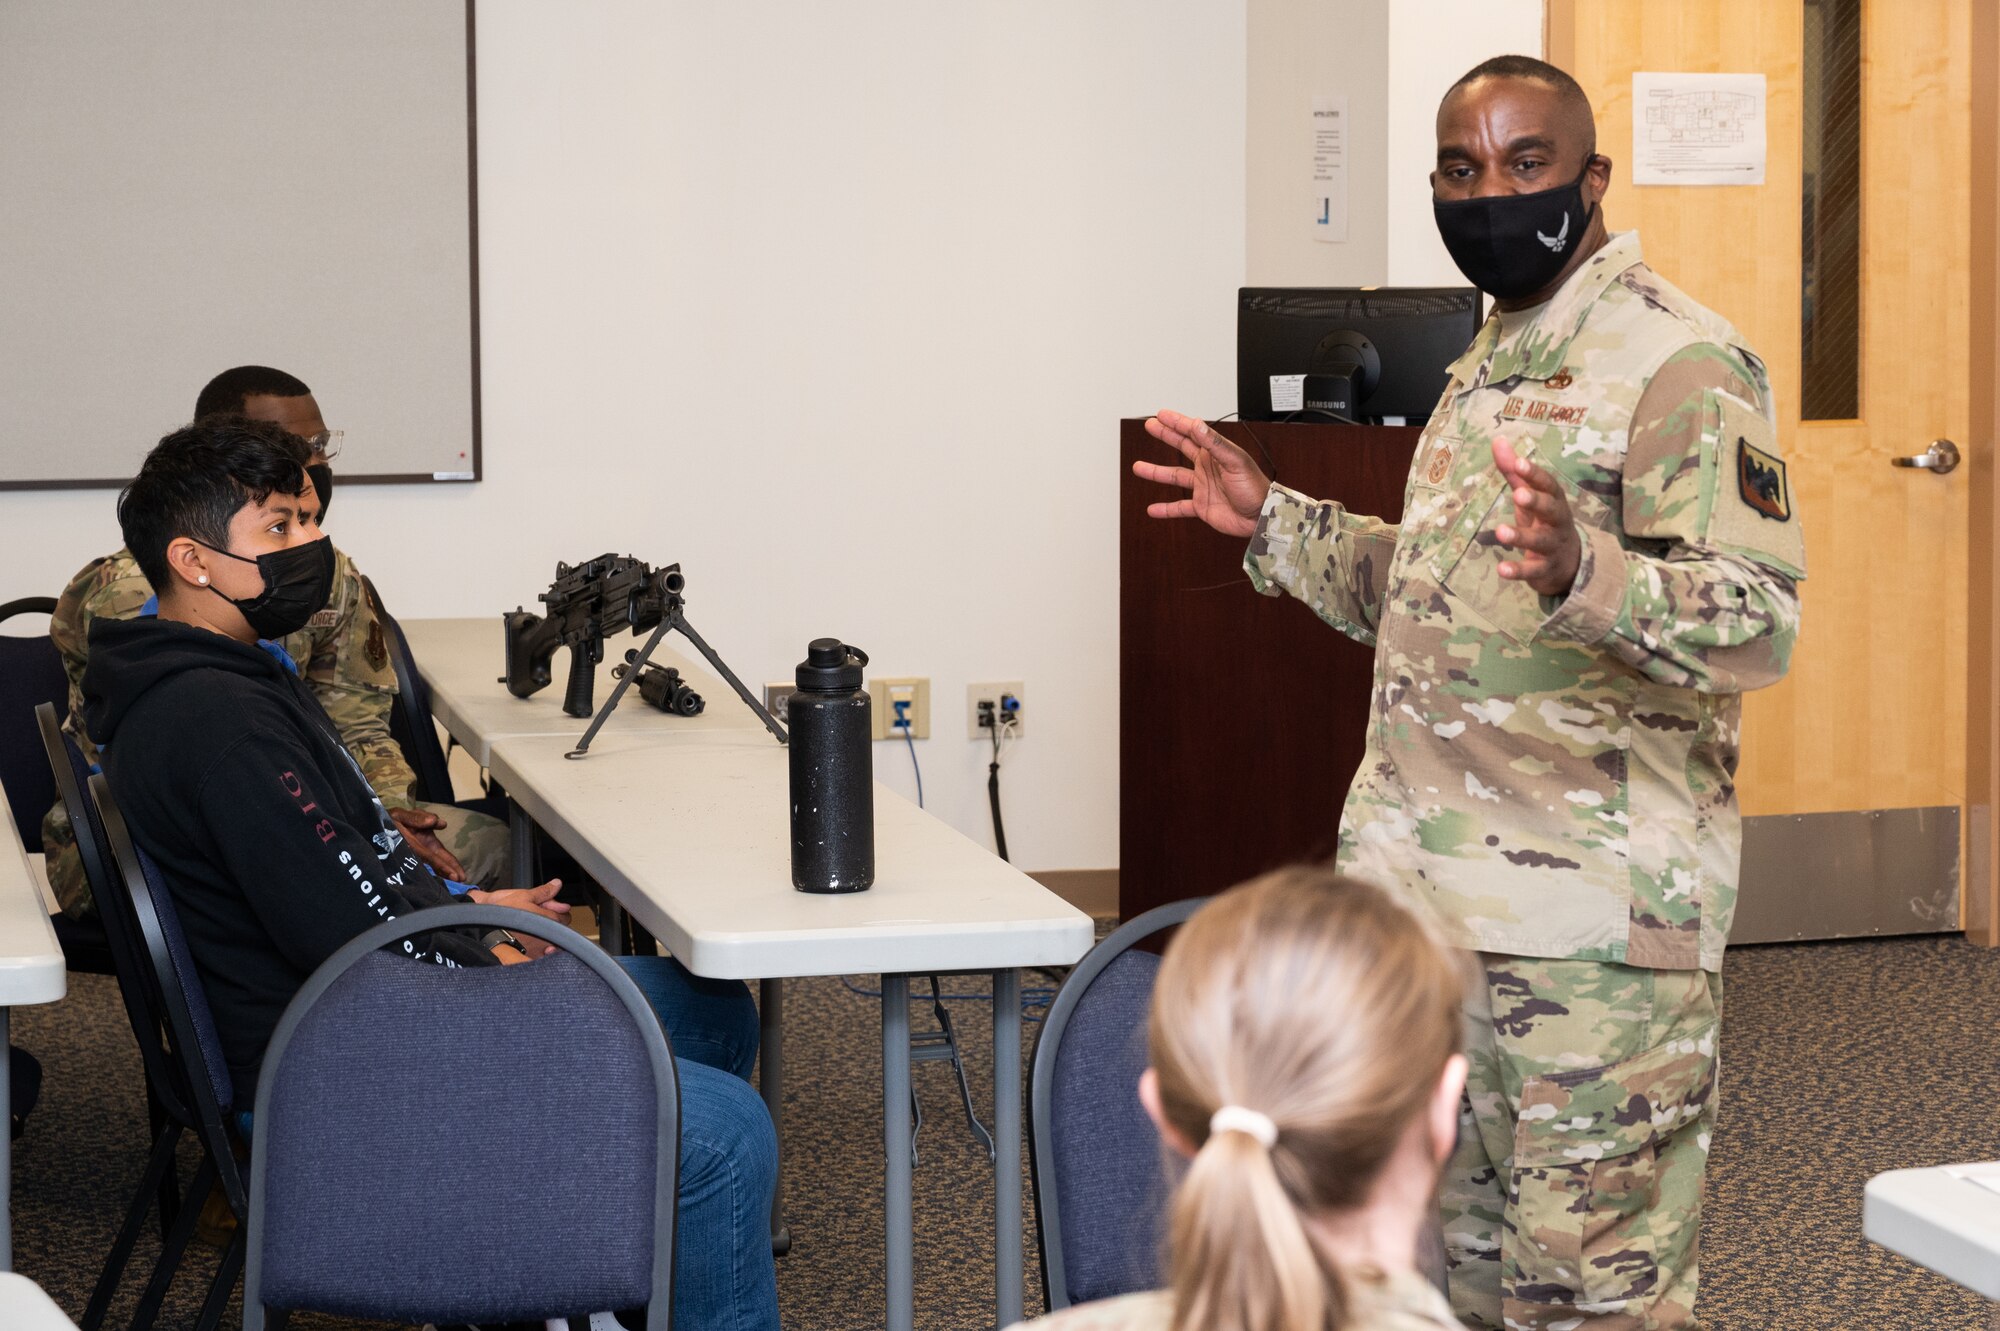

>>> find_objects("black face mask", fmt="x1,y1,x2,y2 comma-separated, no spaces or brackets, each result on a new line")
197,535,336,641
305,462,334,521
1432,160,1598,302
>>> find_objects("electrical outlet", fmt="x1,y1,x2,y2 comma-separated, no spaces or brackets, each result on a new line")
967,681,1025,738
869,676,930,740
763,682,797,721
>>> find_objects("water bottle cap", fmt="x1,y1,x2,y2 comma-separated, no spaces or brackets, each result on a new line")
797,638,868,692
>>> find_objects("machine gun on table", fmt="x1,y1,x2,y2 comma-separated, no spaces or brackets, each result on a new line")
502,554,785,756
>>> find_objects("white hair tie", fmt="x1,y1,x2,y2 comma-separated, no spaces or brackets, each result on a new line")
1209,1105,1278,1148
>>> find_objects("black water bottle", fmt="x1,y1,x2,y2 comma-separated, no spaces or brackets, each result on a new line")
788,639,874,893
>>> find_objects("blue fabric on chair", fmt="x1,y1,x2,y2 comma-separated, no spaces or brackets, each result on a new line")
1045,947,1169,1303
1030,897,1208,1311
130,843,235,1114
0,598,68,852
252,933,669,1326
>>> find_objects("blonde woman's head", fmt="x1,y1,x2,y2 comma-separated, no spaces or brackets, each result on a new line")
1137,867,1468,1331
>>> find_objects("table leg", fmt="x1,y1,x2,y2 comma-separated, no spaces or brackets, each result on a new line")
760,978,790,1255
598,896,628,957
993,970,1022,1329
1,1005,11,1271
507,797,534,890
883,974,913,1331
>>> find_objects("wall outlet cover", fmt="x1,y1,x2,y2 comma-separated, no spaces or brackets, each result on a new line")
967,681,1025,738
869,676,930,740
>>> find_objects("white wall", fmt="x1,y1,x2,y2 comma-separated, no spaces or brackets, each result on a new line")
1385,0,1546,284
0,0,1247,874
1245,0,1543,288
1246,0,1388,286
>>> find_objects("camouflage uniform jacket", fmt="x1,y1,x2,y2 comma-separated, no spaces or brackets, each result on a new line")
49,543,418,804
1246,231,1804,972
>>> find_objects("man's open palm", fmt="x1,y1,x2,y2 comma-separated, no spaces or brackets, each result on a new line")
1134,410,1271,539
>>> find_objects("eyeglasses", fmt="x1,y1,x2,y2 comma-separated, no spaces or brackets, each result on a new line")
302,429,344,459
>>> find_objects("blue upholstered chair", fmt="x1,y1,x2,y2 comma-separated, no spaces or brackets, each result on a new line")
0,597,65,854
243,905,679,1330
89,771,247,1331
1,599,116,977
1029,897,1207,1311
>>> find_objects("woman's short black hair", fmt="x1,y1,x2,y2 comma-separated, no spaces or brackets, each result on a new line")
118,416,314,593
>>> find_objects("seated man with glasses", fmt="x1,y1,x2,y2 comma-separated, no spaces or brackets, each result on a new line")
42,365,511,919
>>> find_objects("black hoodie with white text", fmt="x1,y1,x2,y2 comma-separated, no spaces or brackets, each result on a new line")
82,615,493,1101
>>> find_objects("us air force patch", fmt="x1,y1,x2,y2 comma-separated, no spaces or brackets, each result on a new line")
1737,437,1790,521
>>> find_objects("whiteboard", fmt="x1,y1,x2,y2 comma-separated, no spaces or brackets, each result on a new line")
0,2,479,489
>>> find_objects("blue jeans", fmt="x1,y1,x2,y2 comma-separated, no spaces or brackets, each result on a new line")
616,957,779,1331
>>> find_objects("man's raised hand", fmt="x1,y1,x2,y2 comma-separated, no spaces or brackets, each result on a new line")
1135,410,1272,539
1490,435,1583,597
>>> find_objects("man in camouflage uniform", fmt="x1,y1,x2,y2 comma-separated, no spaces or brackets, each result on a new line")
42,367,509,918
1136,57,1802,1329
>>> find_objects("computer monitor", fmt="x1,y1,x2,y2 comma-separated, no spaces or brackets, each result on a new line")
1237,287,1483,424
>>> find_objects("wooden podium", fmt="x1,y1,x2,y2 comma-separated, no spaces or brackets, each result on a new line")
1118,418,1421,921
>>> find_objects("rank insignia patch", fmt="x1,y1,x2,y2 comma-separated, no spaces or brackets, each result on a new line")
1737,437,1790,521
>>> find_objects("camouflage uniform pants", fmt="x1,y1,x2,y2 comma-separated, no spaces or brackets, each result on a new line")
1441,955,1721,1331
41,794,512,921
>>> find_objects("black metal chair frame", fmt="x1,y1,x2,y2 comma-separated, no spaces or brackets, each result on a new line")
1028,896,1206,1312
36,705,192,1329
90,771,248,1331
242,904,680,1331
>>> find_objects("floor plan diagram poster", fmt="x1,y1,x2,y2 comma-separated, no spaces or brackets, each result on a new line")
1632,72,1767,185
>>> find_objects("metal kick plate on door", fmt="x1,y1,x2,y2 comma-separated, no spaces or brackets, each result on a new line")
1732,807,1959,945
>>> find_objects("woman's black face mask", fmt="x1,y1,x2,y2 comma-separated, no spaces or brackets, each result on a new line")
194,535,336,641
1432,158,1599,302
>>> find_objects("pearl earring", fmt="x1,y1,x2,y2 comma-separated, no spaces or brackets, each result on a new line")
198,575,208,585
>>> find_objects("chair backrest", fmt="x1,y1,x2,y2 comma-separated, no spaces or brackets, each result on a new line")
244,905,678,1330
89,772,243,1192
362,577,455,804
36,705,191,1125
1030,897,1208,1310
0,597,67,852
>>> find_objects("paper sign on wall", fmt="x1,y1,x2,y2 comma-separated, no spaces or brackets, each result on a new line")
1632,72,1767,186
1310,95,1349,242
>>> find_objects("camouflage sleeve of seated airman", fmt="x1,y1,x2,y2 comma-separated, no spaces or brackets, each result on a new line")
1541,342,1805,693
291,548,421,805
1243,484,1401,647
51,549,156,763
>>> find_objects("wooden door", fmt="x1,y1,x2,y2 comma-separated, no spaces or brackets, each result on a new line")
1549,2,1974,937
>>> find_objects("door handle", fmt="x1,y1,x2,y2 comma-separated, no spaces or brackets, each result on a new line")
1891,439,1961,475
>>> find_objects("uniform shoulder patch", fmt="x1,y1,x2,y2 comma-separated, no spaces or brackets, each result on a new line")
365,618,389,672
1736,437,1790,522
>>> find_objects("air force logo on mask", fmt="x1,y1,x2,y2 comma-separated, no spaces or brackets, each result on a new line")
1537,211,1571,253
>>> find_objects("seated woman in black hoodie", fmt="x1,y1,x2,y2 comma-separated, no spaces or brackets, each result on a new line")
82,418,780,1331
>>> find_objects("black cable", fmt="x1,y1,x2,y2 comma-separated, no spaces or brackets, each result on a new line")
987,723,1010,862
1280,405,1362,427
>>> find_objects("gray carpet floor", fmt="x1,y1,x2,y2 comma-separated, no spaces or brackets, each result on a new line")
10,935,2000,1330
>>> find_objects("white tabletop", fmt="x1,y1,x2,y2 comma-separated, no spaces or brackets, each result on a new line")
0,817,65,1007
399,617,763,767
1865,1164,2000,1299
0,1274,79,1329
487,729,1095,980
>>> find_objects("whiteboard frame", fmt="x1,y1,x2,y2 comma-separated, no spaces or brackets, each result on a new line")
0,1,482,493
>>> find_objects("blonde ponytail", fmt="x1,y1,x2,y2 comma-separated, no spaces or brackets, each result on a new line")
1169,1128,1347,1331
1150,868,1464,1331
